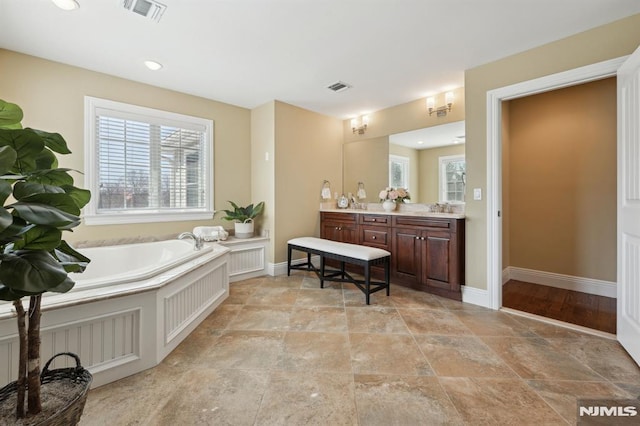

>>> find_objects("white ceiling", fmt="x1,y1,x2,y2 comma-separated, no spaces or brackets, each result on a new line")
390,120,465,150
1,0,639,119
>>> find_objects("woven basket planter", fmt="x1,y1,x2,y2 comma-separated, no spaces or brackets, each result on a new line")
0,352,92,426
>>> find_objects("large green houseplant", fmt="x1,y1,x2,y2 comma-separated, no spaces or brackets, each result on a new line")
0,99,91,421
221,201,264,238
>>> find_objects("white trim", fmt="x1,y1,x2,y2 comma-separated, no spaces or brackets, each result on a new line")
503,266,616,298
500,308,616,340
270,255,321,276
486,56,627,311
461,285,492,308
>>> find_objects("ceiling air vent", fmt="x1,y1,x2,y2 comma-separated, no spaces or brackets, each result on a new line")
122,0,167,22
327,81,352,93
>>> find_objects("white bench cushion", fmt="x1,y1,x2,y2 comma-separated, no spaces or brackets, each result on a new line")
288,237,390,261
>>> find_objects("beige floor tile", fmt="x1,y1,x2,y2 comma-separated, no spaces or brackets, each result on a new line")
289,306,348,332
346,306,409,334
295,288,345,307
526,379,634,424
199,303,242,330
414,335,517,378
546,336,640,383
482,336,604,381
452,310,538,337
199,330,284,370
507,314,595,339
245,286,300,305
349,333,434,376
148,368,269,426
354,374,464,425
255,371,357,425
343,287,394,307
399,308,472,336
390,286,447,310
225,281,260,304
226,305,292,331
439,377,567,425
276,331,352,372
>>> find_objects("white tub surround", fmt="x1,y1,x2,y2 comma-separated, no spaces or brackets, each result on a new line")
0,240,230,388
217,236,269,282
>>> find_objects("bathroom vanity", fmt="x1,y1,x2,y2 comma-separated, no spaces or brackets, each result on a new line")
320,209,465,300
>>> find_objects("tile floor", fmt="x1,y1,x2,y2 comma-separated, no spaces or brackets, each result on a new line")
80,272,640,425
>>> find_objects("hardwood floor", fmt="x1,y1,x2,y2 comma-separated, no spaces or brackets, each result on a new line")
502,280,616,334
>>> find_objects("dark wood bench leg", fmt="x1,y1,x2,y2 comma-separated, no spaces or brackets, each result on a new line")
364,262,371,305
385,256,390,296
307,252,311,270
287,244,292,276
320,255,325,288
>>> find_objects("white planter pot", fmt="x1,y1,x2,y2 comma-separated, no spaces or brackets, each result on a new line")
234,219,254,239
382,200,396,212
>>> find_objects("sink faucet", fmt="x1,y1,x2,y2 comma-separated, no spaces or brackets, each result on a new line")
178,232,204,250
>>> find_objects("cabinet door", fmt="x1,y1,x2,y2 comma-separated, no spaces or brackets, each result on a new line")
422,230,454,291
392,228,422,285
360,226,390,250
321,221,357,244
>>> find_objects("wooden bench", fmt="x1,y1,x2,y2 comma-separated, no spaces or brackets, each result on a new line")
287,237,391,305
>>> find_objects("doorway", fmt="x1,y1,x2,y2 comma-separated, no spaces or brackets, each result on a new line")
499,78,617,334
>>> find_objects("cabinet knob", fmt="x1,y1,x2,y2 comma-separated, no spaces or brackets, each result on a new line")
372,236,377,240
372,218,376,222
415,236,420,240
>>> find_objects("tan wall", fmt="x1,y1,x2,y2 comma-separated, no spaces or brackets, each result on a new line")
251,102,276,257
389,143,419,197
343,87,466,144
273,101,343,263
465,14,640,289
344,136,389,202
418,144,466,203
501,104,511,268
0,49,252,244
506,78,616,281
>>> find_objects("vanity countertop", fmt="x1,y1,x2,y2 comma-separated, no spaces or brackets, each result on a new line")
320,208,465,219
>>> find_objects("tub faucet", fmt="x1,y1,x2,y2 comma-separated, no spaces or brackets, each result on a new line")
178,232,204,250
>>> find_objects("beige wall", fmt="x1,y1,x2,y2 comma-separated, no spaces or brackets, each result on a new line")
273,101,343,263
344,136,389,201
501,104,511,268
465,14,640,289
251,101,276,257
506,78,616,281
343,87,465,144
0,49,252,244
418,144,465,203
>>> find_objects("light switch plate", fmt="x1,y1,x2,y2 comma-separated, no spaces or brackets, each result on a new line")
473,188,482,201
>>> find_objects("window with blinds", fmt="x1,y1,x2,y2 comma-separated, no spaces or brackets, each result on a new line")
84,97,214,225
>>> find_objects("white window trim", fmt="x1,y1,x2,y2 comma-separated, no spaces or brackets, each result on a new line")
439,154,465,204
83,96,214,225
389,154,410,190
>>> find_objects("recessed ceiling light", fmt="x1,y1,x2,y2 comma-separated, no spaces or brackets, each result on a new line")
144,60,163,71
51,0,79,10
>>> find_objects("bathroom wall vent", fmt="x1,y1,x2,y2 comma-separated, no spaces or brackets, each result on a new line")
327,81,352,93
122,0,167,22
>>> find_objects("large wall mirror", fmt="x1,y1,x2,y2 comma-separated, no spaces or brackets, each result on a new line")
343,120,465,204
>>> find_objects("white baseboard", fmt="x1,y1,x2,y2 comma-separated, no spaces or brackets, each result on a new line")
503,266,616,298
270,255,320,276
461,285,492,309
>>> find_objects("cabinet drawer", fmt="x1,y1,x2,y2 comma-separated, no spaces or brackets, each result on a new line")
321,212,357,223
360,227,390,247
360,214,391,225
393,216,452,229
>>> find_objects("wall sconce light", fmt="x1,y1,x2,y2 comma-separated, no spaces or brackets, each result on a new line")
427,92,454,117
356,182,367,199
351,115,369,134
321,180,332,200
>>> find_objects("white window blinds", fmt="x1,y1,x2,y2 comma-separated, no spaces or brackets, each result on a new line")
84,97,213,225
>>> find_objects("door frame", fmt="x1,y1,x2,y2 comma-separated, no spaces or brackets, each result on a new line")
486,56,628,310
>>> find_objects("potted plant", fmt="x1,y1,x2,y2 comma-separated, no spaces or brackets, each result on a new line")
220,201,264,238
0,99,92,424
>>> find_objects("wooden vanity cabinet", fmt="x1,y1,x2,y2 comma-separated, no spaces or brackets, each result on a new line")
319,211,465,300
320,212,358,244
392,216,465,301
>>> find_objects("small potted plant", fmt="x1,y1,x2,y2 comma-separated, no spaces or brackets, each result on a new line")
0,99,92,424
220,201,265,238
